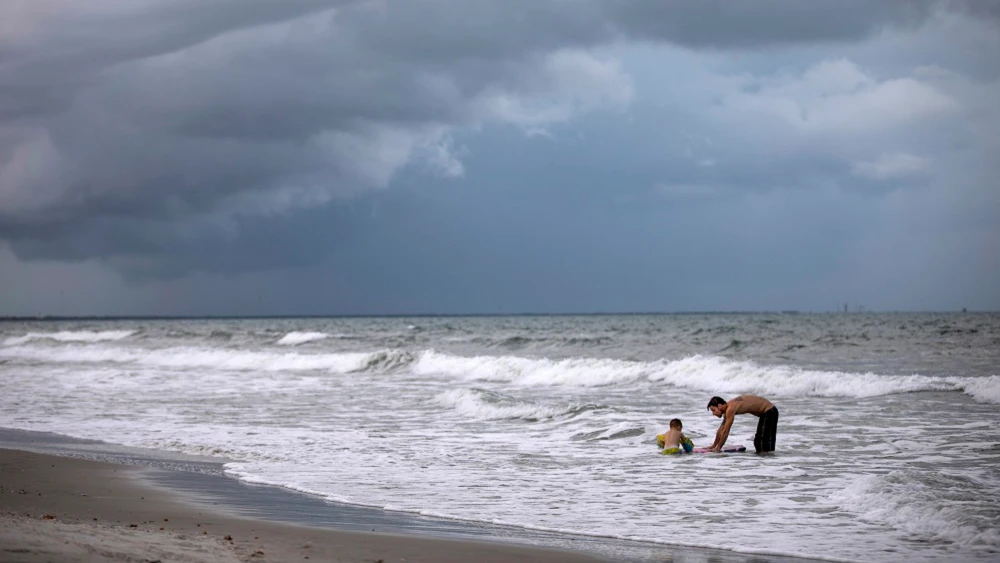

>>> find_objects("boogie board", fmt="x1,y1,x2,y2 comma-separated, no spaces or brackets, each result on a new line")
656,434,746,453
692,446,747,453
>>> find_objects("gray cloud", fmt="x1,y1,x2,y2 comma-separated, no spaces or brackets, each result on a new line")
0,1,351,117
0,0,993,289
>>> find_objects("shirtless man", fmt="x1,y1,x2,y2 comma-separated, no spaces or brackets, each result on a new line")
707,395,779,453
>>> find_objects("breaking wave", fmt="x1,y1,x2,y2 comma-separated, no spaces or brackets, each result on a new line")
2,330,136,346
0,344,371,373
413,351,1000,403
276,332,329,346
960,376,1000,404
1,343,996,403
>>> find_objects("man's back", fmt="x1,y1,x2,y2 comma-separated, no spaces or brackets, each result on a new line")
729,395,775,417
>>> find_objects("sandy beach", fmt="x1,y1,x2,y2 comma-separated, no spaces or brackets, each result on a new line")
0,448,611,563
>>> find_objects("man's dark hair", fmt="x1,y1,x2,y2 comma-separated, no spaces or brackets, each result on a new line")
707,396,727,409
669,418,682,429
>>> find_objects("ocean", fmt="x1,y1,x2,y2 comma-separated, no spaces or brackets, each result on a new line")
1,313,997,562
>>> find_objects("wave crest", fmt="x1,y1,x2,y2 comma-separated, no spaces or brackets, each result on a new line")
3,330,136,346
957,375,1000,404
276,332,329,346
1,343,996,403
415,351,1000,403
413,351,650,386
647,355,958,399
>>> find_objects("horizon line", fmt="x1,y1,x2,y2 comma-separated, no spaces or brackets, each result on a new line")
0,309,991,321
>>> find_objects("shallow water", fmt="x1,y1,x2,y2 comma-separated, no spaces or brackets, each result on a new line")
1,313,998,562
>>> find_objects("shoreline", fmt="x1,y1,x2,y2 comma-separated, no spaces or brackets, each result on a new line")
0,429,832,563
1,447,613,563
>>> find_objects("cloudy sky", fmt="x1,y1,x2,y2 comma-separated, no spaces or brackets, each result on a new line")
1,0,997,316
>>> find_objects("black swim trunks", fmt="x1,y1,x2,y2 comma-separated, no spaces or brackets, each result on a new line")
754,406,779,453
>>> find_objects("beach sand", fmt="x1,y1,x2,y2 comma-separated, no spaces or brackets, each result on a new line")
0,448,611,563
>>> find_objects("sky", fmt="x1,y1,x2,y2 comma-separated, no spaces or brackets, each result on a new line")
0,0,998,316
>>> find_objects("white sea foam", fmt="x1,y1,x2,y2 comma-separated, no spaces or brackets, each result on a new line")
645,354,961,398
276,331,329,346
831,471,1000,548
0,344,370,373
2,344,996,404
0,344,424,375
414,350,1000,403
2,330,135,346
956,375,1000,404
413,350,652,386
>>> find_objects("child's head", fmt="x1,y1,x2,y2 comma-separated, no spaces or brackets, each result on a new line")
669,418,683,430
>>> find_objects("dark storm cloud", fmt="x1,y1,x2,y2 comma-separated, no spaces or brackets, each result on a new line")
0,1,350,118
337,1,936,60
0,0,980,279
947,0,1000,22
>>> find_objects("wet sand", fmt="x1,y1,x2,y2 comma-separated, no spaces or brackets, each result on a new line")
0,429,833,563
0,448,610,563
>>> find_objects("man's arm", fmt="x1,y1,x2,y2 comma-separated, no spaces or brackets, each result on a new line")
711,413,735,452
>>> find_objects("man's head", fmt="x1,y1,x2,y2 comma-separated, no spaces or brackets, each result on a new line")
707,396,727,418
669,418,682,430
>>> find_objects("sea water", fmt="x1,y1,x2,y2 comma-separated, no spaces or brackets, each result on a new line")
1,313,997,562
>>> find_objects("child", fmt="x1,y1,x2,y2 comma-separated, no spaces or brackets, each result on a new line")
657,418,694,454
